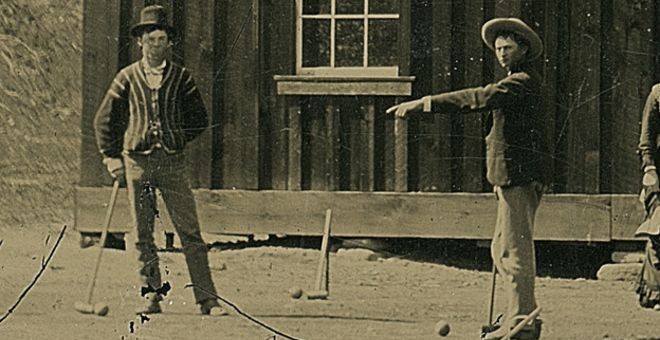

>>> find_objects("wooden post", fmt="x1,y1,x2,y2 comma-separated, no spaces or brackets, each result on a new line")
365,98,376,191
461,0,486,192
567,0,601,193
609,0,652,193
79,0,124,187
182,0,215,188
394,117,408,192
325,98,340,190
287,97,302,190
427,0,453,192
220,0,260,189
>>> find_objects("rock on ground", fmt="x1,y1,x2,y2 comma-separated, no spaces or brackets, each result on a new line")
597,263,643,282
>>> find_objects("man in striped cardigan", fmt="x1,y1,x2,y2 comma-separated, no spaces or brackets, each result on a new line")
94,5,226,316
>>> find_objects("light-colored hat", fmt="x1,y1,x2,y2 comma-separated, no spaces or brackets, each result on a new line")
131,5,176,37
481,18,543,61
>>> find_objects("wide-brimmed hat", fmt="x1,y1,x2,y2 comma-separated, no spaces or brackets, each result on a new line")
130,5,176,37
481,18,543,61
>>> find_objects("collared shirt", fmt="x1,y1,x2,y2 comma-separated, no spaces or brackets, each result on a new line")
142,58,166,89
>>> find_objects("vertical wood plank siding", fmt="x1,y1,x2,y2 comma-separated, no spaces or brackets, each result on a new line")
79,0,657,195
608,0,654,194
79,0,123,186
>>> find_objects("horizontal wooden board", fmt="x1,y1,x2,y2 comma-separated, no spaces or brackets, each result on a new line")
75,187,611,241
611,194,646,241
274,76,414,96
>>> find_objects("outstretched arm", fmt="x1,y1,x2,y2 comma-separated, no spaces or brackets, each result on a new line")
386,72,532,118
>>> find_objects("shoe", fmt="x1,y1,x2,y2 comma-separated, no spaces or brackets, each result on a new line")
509,317,542,340
135,293,162,314
481,314,504,338
199,299,228,316
482,316,542,340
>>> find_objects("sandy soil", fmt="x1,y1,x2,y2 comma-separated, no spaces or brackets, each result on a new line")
0,225,659,340
0,2,659,339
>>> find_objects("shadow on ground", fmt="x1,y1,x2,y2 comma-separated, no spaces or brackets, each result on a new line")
82,232,633,280
209,235,622,279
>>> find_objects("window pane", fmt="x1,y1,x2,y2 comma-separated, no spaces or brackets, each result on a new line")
302,19,330,67
303,0,330,14
369,0,399,14
336,0,363,14
336,20,364,67
368,19,398,66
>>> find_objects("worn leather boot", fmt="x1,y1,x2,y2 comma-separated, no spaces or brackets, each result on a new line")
199,298,228,316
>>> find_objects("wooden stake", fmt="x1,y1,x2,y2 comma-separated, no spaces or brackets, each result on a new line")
315,209,332,293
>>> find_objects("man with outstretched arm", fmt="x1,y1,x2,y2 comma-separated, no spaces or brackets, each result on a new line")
387,18,547,340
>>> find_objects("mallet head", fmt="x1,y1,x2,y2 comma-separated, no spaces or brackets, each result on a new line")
74,301,109,316
306,290,328,300
74,301,94,314
94,302,109,316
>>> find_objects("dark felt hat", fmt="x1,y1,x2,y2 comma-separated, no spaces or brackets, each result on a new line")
130,5,175,37
481,18,543,61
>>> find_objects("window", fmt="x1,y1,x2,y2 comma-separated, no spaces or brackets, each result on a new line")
297,0,400,77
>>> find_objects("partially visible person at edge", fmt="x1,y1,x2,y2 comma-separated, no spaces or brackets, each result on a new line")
387,18,547,340
635,81,660,310
93,5,227,316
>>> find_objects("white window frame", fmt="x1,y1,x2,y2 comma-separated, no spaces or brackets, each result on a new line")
296,0,400,77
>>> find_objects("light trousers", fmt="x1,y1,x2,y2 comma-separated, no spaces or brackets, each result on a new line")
491,181,544,319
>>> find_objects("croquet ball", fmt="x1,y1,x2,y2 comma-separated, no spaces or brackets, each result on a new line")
94,302,109,316
80,236,95,248
434,320,450,337
288,287,303,299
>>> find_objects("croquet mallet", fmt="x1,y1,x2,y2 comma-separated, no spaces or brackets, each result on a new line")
74,179,120,316
481,265,500,336
307,209,332,300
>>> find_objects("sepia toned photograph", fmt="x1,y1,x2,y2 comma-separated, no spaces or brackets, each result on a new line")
1,0,660,339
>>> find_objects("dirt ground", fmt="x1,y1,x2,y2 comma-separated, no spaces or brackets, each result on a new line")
0,1,659,339
0,225,658,340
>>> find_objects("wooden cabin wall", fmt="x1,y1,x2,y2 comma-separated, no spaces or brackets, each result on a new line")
404,0,655,194
80,0,657,195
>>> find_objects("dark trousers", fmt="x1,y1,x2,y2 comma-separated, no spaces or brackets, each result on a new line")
123,149,217,303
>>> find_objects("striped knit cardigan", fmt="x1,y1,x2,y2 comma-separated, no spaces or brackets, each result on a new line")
94,60,208,158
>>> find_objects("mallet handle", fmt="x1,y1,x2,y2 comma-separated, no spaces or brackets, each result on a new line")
502,307,542,340
85,179,120,304
315,209,332,291
488,265,497,324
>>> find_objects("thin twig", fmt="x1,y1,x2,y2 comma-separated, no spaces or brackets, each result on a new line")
0,225,67,324
185,284,306,340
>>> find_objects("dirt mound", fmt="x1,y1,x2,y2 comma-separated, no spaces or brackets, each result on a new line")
0,0,82,226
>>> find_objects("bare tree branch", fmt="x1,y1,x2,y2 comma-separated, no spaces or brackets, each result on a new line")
185,284,305,340
0,225,67,324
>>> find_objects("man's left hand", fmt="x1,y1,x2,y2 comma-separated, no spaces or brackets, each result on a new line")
386,99,423,118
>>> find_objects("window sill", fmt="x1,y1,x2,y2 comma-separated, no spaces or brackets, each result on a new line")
273,75,415,96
